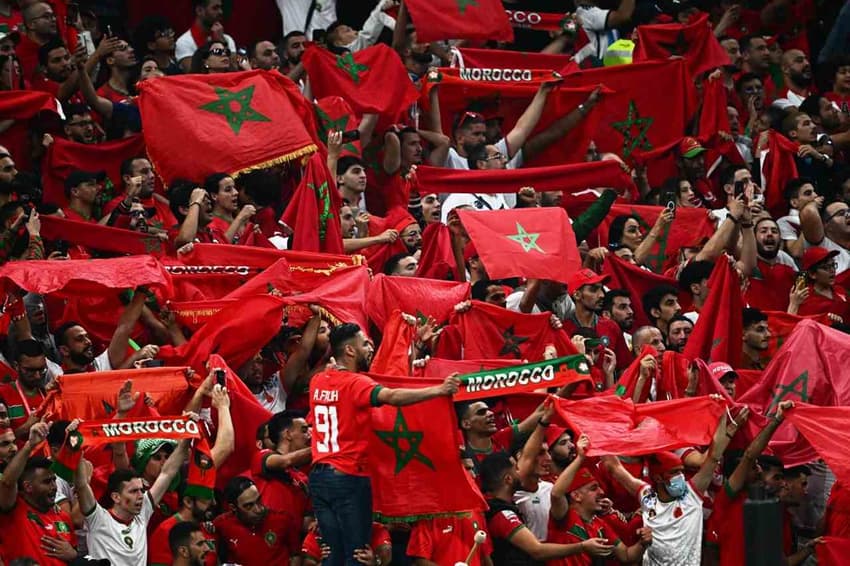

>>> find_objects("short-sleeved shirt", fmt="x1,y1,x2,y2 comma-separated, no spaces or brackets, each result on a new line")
638,480,704,566
251,448,311,518
0,381,45,432
746,255,797,312
148,513,217,566
309,369,382,476
303,522,390,563
574,6,618,65
466,425,516,465
487,498,543,566
0,496,76,566
798,285,850,320
515,480,554,541
706,481,746,566
547,507,620,566
84,493,155,565
443,138,523,171
407,513,492,566
214,509,300,566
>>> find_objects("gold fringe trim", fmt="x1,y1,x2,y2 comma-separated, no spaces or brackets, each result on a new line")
231,144,319,179
282,304,342,327
289,261,352,277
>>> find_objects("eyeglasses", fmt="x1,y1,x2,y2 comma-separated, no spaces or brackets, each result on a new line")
825,208,850,222
209,47,231,57
815,262,838,272
155,29,175,38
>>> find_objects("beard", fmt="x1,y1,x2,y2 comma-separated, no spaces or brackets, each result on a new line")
758,243,779,259
69,348,95,366
356,352,371,372
410,51,432,65
789,70,812,87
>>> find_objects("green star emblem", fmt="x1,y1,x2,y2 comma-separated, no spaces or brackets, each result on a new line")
310,181,333,241
611,100,654,158
499,325,529,358
337,52,368,83
456,0,478,14
315,106,358,153
506,222,544,253
198,85,271,135
767,371,809,415
374,408,435,474
659,30,689,56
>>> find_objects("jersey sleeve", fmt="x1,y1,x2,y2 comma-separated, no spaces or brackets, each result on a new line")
349,373,382,408
83,502,108,530
371,523,392,550
405,522,434,560
488,509,526,540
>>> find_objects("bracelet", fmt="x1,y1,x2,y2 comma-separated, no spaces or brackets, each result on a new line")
538,418,551,428
740,222,754,228
189,202,202,209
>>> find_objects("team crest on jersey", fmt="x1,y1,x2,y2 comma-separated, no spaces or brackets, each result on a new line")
55,521,70,533
265,531,277,546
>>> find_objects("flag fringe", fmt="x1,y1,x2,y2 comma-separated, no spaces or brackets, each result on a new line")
231,144,319,178
373,510,473,524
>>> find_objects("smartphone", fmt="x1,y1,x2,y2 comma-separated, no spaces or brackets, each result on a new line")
142,359,165,368
78,30,95,57
734,180,746,198
313,29,326,44
54,240,69,256
215,368,226,387
795,273,807,291
341,129,360,142
666,200,676,218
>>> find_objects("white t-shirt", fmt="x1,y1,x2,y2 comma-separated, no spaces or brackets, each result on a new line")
84,494,154,565
574,6,618,64
175,29,237,64
277,0,337,39
777,209,801,241
444,137,524,171
514,480,554,541
638,480,704,566
55,350,112,377
804,235,850,275
254,373,287,413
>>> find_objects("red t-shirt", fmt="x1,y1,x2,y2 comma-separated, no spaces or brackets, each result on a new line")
214,509,300,566
15,34,41,82
0,496,77,566
96,82,131,104
29,73,85,104
102,195,178,232
466,425,515,464
309,370,382,476
707,481,746,566
798,286,850,320
407,513,492,566
746,258,796,312
251,448,311,518
0,381,44,434
825,481,850,538
148,513,217,566
302,522,391,562
547,507,620,566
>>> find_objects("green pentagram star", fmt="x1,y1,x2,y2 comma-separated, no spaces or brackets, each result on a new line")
506,222,544,253
337,52,368,83
499,325,529,358
374,409,435,474
309,181,333,241
456,0,478,14
611,100,654,158
659,30,689,56
315,107,358,154
199,85,271,135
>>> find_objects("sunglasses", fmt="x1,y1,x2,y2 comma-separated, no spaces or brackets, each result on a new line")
457,111,483,129
485,152,505,161
209,47,230,57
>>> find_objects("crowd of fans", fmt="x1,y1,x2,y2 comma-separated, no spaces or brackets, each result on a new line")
0,0,848,564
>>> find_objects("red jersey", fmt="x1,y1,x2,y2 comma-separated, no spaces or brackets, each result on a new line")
706,481,746,566
102,195,178,232
96,82,131,104
825,92,850,117
309,370,382,476
214,509,300,566
148,513,217,566
408,513,492,566
826,481,850,538
547,507,620,566
562,317,632,371
302,522,391,563
0,381,44,434
15,34,42,82
29,73,85,105
466,425,515,464
251,448,311,519
0,496,77,566
0,8,23,34
797,286,850,320
746,259,796,312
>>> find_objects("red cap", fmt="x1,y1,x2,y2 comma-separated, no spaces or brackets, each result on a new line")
648,452,683,478
802,247,839,272
708,361,737,381
544,426,568,448
678,137,707,159
568,268,610,292
568,466,598,493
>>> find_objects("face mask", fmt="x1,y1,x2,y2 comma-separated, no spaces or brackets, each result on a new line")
666,473,687,499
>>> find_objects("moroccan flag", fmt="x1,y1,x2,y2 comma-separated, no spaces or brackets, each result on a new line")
504,10,568,32
453,46,571,73
655,350,691,401
762,130,799,218
413,357,516,378
315,96,361,157
56,292,149,349
0,256,172,296
455,355,591,400
761,311,830,362
367,273,470,330
453,300,578,361
360,208,417,273
137,70,318,185
785,405,850,492
415,222,457,280
0,90,61,172
682,256,743,369
415,160,636,196
369,378,486,520
633,14,731,78
405,0,513,43
45,367,193,420
614,345,658,403
170,298,237,332
186,436,216,499
559,59,697,162
458,207,581,284
601,254,687,328
280,152,345,254
40,215,166,257
370,310,416,376
41,135,146,208
553,394,725,457
817,537,850,566
51,427,84,482
738,320,850,467
302,45,419,122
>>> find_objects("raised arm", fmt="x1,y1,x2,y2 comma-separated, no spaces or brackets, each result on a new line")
107,291,147,369
504,83,554,159
634,209,673,267
148,438,189,505
283,309,322,393
691,409,737,493
0,421,48,511
800,200,825,245
727,402,790,494
210,385,234,467
601,454,645,497
550,434,589,521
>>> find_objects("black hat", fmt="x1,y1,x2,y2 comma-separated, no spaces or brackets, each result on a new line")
64,170,105,192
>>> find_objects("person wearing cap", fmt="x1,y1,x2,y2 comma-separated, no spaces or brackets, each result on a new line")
707,361,739,399
549,434,652,564
794,246,850,323
675,137,718,207
603,407,742,565
63,169,104,222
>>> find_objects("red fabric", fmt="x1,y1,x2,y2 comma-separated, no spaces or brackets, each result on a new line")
367,273,470,330
415,222,457,280
137,70,317,185
798,286,850,321
302,45,419,122
601,254,685,328
454,47,571,72
413,357,515,378
42,135,146,208
746,258,797,312
656,350,692,401
186,436,216,498
40,215,166,257
761,310,830,361
361,208,417,273
404,0,512,43
370,310,415,376
0,496,76,566
634,14,730,78
504,10,566,32
170,298,237,332
763,131,800,219
148,515,217,566
407,514,492,566
56,293,148,349
280,152,345,254
251,450,310,518
817,536,850,566
458,207,580,284
548,508,615,566
825,483,850,538
315,96,362,157
613,345,657,403
785,405,850,493
214,509,300,565
707,482,746,566
452,300,578,361
0,89,57,118
682,256,743,369
103,196,177,233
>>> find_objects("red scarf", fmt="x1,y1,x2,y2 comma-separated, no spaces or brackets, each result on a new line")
190,21,209,48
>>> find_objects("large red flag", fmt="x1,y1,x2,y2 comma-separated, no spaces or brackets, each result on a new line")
601,254,688,328
817,536,850,566
367,273,470,330
404,0,512,43
137,70,317,185
360,208,417,273
453,46,571,73
370,310,415,376
785,405,850,491
633,14,731,78
453,300,577,361
314,96,362,157
760,311,830,363
682,256,743,369
40,216,166,257
458,207,581,284
302,45,419,122
413,357,516,378
0,90,60,172
280,152,345,254
762,130,799,218
613,345,658,403
415,222,457,280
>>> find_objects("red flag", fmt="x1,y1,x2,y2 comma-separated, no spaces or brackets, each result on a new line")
785,405,850,492
656,350,691,401
633,14,731,77
453,46,570,72
763,130,800,218
816,536,850,566
56,293,147,349
360,208,417,273
42,135,146,208
186,436,216,499
404,0,512,43
613,345,658,403
601,254,688,328
280,152,345,254
415,222,457,280
40,215,166,257
453,300,578,361
458,207,581,284
761,311,830,362
137,70,317,185
314,96,362,157
302,45,419,121
413,357,516,378
370,310,415,376
0,90,60,172
170,299,238,332
367,273,470,330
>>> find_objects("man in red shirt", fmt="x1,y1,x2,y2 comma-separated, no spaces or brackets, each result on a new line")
17,2,59,81
102,156,176,234
458,399,542,468
148,482,217,566
31,38,83,105
0,421,78,565
309,322,459,566
168,521,211,566
748,217,797,312
303,522,392,566
408,513,492,566
214,476,300,566
96,37,135,104
251,410,311,520
63,169,104,223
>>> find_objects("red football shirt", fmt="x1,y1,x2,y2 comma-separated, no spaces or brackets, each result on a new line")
562,317,632,371
96,82,131,104
0,381,44,434
251,448,311,518
309,370,382,476
148,513,217,566
0,496,77,566
466,426,515,465
826,481,850,538
746,259,796,312
407,513,492,566
214,509,300,566
707,481,746,566
798,286,850,321
547,507,620,566
302,522,391,563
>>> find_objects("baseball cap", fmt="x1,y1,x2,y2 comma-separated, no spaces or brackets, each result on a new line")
708,361,737,382
679,137,707,159
568,466,598,493
802,247,839,272
64,170,105,192
648,451,683,478
567,268,610,292
544,426,568,448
